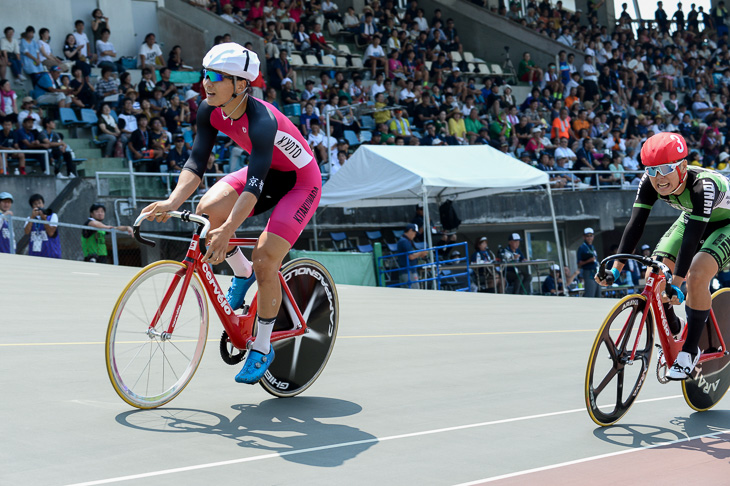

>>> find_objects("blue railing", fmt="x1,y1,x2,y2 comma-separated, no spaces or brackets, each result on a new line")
378,241,471,291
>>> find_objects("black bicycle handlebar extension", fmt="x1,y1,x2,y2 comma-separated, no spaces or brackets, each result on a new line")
597,253,673,285
133,225,156,248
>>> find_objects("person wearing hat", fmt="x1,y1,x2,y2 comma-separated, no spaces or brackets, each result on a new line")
500,233,531,294
396,223,428,288
596,132,730,380
0,192,14,253
17,96,42,132
471,236,500,292
166,133,189,173
525,126,545,156
0,119,27,175
389,107,413,139
81,203,133,263
141,43,321,385
577,227,600,297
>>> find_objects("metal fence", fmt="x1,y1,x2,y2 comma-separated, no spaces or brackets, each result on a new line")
1,214,233,272
378,241,471,291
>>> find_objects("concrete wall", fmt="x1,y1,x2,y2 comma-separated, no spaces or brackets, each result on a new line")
418,0,586,69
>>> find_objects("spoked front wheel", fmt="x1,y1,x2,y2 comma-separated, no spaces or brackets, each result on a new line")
260,258,339,398
585,294,654,426
683,288,730,411
105,261,209,409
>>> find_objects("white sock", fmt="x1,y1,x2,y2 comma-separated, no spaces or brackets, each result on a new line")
225,247,252,278
253,316,275,354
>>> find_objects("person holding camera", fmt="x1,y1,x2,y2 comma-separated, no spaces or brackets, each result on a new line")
24,193,60,258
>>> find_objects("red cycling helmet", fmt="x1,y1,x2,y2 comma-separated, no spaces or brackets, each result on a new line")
640,132,689,184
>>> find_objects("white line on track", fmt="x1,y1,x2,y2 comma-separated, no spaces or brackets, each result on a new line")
452,428,730,485
71,272,100,276
64,394,685,486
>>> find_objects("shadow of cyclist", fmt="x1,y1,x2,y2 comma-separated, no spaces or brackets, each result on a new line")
116,396,377,467
668,410,730,461
592,423,686,448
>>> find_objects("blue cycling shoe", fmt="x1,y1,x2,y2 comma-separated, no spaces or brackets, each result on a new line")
235,346,275,384
226,274,256,310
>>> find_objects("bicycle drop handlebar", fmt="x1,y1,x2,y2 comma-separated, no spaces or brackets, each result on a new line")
597,253,673,286
133,211,211,252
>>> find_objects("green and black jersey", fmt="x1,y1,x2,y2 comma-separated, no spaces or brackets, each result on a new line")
616,166,730,277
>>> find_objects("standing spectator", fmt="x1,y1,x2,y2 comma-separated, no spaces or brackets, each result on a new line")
500,233,531,294
40,118,77,178
0,118,26,174
97,103,123,157
581,55,599,100
363,35,388,79
91,9,110,49
0,27,24,81
397,223,428,289
655,1,669,33
24,193,60,259
19,26,44,78
138,33,164,81
95,29,119,73
82,203,132,263
578,227,600,297
37,28,66,72
712,1,729,37
0,191,13,253
72,20,95,64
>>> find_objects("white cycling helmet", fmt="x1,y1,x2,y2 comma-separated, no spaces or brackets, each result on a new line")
203,42,260,82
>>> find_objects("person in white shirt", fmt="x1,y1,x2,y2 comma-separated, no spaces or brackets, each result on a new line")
363,35,388,79
37,28,67,72
95,29,118,72
307,120,335,163
399,82,416,104
581,55,599,99
553,137,577,168
138,33,164,81
330,150,347,176
414,9,429,31
72,20,94,63
370,72,386,98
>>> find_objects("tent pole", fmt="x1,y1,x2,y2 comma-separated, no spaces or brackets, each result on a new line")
546,183,566,296
422,184,435,290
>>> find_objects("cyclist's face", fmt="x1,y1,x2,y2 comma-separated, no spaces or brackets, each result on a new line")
648,161,686,196
203,72,246,107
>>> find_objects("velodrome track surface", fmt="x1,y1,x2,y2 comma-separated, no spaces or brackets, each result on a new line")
2,253,729,486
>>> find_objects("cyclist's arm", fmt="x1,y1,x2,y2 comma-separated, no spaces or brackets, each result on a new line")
612,174,658,272
172,101,218,205
673,178,718,282
220,103,278,232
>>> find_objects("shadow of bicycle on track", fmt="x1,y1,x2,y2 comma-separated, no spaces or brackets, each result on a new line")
115,396,377,467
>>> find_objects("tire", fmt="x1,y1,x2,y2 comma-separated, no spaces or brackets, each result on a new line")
105,261,209,409
585,294,654,426
682,288,730,412
259,258,339,398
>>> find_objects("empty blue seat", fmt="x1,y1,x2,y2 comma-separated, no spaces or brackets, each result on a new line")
366,230,383,242
357,244,374,253
330,232,355,251
387,243,399,252
414,241,426,250
80,108,98,126
59,107,84,127
344,130,360,146
391,229,404,241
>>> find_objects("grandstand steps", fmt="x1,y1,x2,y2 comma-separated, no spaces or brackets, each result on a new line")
77,158,127,178
71,148,104,160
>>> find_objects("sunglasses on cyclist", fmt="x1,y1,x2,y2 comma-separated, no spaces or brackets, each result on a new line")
645,160,683,177
203,69,234,83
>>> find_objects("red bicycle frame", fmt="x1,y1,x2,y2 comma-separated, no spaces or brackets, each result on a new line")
148,234,308,351
621,266,728,367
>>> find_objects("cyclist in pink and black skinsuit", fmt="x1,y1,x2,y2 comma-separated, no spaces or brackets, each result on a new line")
142,43,321,385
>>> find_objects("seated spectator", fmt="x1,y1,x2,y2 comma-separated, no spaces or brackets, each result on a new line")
30,67,71,107
128,114,155,160
63,32,90,78
0,78,18,124
15,117,43,173
525,126,545,154
307,119,335,164
448,110,467,144
95,28,119,73
464,108,487,139
420,121,447,146
358,13,378,47
309,23,335,55
518,51,544,86
166,133,189,173
97,103,124,157
1,27,24,81
149,87,169,115
95,66,119,101
553,136,577,167
167,45,192,71
148,116,170,157
280,78,300,105
68,66,95,108
19,26,45,79
0,118,26,174
39,118,77,179
138,68,156,101
162,94,188,133
363,35,388,79
330,150,347,176
389,108,413,139
37,28,67,72
138,33,164,81
293,23,311,52
271,50,295,90
17,96,42,131
155,67,177,99
597,154,619,185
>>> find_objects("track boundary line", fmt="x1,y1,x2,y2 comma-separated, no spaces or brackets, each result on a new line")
64,395,684,486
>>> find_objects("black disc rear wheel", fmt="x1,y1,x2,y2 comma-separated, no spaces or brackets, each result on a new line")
259,258,339,398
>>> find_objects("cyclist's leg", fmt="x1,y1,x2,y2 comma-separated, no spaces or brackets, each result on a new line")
653,215,685,333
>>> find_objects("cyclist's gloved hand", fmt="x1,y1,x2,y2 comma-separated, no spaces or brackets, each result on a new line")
664,284,685,305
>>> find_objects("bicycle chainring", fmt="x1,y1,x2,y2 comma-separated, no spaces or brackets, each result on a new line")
656,348,669,384
220,331,246,365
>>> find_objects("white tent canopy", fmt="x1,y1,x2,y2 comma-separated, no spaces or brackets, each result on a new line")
319,145,565,282
320,145,549,208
